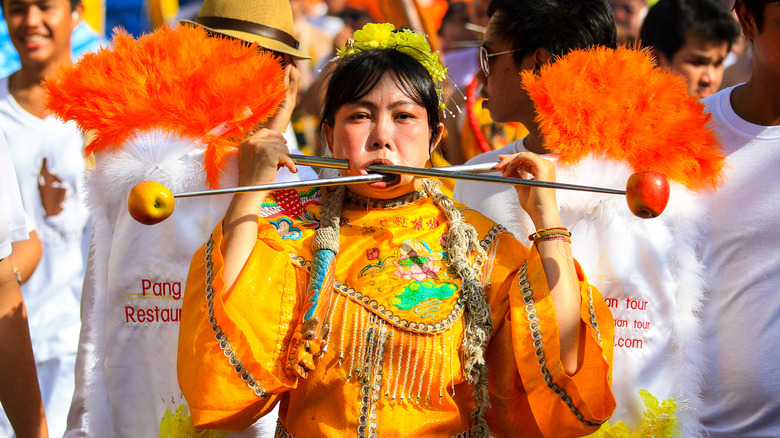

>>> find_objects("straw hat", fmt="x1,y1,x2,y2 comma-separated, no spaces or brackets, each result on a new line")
180,0,310,59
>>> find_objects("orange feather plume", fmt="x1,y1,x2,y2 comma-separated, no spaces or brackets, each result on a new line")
45,25,287,188
522,46,724,191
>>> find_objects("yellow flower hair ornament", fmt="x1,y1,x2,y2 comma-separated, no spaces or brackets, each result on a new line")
337,23,448,109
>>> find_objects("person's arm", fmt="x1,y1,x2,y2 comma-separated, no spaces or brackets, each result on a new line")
9,230,43,285
495,152,582,374
0,256,48,438
483,230,615,437
221,128,297,290
221,60,302,288
264,63,301,134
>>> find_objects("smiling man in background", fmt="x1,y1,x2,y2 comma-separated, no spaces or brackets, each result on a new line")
0,0,89,436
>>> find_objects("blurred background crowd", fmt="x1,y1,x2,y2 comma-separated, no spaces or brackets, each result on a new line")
0,0,749,168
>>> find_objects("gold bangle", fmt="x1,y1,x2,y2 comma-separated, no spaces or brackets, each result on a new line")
528,227,571,242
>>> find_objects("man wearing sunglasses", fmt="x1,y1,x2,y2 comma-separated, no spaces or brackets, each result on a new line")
454,0,721,436
470,0,616,154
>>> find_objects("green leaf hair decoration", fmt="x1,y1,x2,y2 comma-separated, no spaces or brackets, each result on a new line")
336,23,449,109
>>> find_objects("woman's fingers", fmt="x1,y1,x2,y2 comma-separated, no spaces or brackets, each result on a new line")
496,152,556,182
237,128,296,186
495,153,561,224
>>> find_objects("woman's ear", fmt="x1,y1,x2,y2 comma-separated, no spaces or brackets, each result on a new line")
322,124,335,156
429,122,445,155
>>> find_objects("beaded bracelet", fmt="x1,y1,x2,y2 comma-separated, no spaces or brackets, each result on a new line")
534,234,572,244
528,227,571,242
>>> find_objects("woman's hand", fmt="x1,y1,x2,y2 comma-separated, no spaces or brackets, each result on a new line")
237,128,297,187
495,152,562,229
222,128,297,290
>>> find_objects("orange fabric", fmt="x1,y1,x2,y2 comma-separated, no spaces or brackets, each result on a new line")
522,46,724,191
45,25,287,188
346,0,386,21
380,0,449,49
178,188,615,436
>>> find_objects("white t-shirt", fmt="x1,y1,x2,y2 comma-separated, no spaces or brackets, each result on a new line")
698,86,780,437
454,139,709,436
0,76,89,363
0,128,28,258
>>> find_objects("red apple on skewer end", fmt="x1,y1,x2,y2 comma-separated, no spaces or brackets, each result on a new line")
127,180,175,225
625,170,670,219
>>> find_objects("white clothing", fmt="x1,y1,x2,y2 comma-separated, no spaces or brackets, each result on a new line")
454,139,709,436
0,129,28,258
281,122,318,183
0,76,88,438
65,127,312,437
697,86,780,437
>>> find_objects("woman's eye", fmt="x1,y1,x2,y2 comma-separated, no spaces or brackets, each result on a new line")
396,113,414,120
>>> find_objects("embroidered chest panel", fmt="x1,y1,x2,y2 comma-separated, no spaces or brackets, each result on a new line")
290,233,465,335
260,189,512,335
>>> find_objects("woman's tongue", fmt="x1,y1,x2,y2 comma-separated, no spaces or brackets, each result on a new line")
367,172,401,188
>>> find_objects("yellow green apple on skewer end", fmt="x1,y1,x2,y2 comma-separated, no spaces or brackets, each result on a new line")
127,180,175,225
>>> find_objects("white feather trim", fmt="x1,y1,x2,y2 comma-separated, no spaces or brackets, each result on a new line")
502,156,708,436
73,128,238,435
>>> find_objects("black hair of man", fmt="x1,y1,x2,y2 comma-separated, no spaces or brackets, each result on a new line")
486,0,617,67
640,0,740,59
735,0,780,32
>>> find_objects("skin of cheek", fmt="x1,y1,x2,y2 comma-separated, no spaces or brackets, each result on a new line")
322,119,443,199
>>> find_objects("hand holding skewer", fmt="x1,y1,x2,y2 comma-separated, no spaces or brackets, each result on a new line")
126,155,671,225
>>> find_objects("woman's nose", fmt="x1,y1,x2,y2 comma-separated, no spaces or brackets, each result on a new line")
368,118,394,150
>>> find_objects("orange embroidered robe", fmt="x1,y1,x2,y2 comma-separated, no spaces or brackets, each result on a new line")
177,187,616,437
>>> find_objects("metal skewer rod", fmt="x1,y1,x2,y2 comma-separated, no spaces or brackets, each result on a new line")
173,173,393,198
364,163,626,195
290,154,499,174
292,154,624,194
173,156,625,198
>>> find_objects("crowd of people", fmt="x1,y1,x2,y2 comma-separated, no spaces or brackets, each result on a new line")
1,0,778,437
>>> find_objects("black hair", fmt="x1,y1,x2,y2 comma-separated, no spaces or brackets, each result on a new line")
640,0,741,59
735,0,780,32
320,48,441,147
486,0,617,66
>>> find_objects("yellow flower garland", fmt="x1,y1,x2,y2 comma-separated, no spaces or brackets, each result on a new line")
158,404,229,438
336,23,448,108
586,389,681,438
